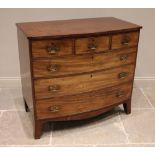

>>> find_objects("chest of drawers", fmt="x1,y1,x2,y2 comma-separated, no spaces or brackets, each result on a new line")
16,17,142,139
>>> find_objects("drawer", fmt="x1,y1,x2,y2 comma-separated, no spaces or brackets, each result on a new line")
33,47,137,78
34,64,135,99
36,83,132,119
112,31,139,49
32,39,73,58
75,36,109,54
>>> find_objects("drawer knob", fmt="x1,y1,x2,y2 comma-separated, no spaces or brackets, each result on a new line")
47,44,59,54
47,64,59,72
116,91,125,98
120,55,128,61
49,105,60,112
121,36,130,45
48,85,60,92
88,44,97,50
118,72,128,79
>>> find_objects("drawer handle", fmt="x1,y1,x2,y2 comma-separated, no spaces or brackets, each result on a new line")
118,72,128,79
88,44,97,50
47,44,60,54
116,91,125,98
47,64,59,72
48,85,60,92
49,105,60,112
120,55,128,61
121,36,130,45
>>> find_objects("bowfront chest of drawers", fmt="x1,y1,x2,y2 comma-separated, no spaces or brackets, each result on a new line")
16,17,142,139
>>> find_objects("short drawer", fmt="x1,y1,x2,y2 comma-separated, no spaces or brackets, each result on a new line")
75,36,109,54
32,39,73,58
32,47,137,78
36,83,132,120
34,64,135,99
112,31,139,49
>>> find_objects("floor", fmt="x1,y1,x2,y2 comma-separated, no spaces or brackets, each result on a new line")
0,82,155,146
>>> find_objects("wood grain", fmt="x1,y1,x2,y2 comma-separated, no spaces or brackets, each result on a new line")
17,29,34,113
16,17,142,39
75,36,109,54
36,83,132,120
112,31,139,49
32,47,137,78
32,39,73,58
34,64,135,99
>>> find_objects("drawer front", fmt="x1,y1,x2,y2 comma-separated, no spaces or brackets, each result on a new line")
112,31,139,49
32,39,73,58
33,54,92,78
36,83,132,120
92,47,136,71
75,36,109,54
34,64,135,99
33,47,137,78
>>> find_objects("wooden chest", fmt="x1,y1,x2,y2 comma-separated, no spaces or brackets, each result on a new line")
16,17,142,139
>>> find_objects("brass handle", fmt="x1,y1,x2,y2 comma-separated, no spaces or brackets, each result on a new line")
122,41,129,45
47,64,59,72
47,45,59,54
116,91,125,98
48,85,60,92
120,55,128,61
88,44,97,50
118,72,127,79
49,105,60,112
121,36,130,45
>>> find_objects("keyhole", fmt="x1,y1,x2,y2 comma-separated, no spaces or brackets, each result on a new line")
90,74,93,78
92,55,94,60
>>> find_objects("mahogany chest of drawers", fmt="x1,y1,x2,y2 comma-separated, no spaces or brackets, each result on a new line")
16,17,142,139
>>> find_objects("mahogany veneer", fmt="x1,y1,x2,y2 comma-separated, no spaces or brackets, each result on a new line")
16,17,142,139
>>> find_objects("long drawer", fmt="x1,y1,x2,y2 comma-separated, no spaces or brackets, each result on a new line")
36,83,132,120
34,64,135,99
33,47,137,78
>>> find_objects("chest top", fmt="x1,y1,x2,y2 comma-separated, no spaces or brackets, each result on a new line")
16,17,142,39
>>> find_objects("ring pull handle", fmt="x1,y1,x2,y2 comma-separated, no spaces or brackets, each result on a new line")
121,36,130,45
47,64,59,72
118,72,128,79
48,105,60,113
48,85,60,92
88,44,97,50
47,43,60,54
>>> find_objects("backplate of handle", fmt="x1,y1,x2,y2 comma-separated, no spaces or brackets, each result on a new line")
47,64,59,72
48,105,60,112
116,91,125,98
121,36,130,45
48,85,60,92
47,44,60,54
120,55,128,61
118,72,128,79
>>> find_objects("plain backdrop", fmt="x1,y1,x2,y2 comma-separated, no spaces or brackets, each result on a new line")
0,8,154,78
